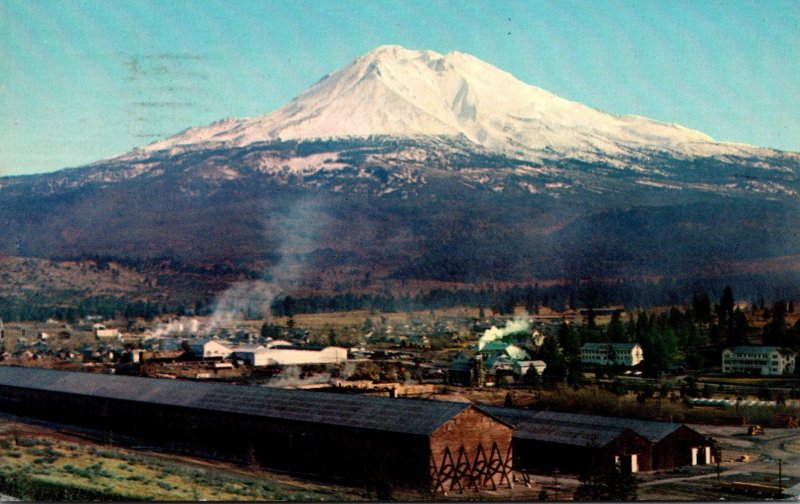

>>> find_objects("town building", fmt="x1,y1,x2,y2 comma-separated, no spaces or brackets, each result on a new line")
514,360,546,377
580,342,644,367
478,341,530,361
0,366,513,493
93,324,122,340
484,406,716,473
721,346,796,376
188,339,233,360
447,352,485,387
231,345,348,366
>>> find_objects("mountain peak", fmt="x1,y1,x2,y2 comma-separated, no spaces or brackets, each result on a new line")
361,44,440,60
134,45,733,160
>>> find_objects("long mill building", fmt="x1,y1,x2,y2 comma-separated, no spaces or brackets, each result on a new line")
0,366,512,494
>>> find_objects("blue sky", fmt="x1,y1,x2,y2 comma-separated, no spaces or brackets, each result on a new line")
1,0,798,175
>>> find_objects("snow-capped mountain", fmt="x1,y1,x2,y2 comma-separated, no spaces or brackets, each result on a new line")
129,45,772,163
1,46,799,286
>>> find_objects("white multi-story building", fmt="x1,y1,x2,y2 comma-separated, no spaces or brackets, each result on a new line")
580,342,644,367
722,346,796,376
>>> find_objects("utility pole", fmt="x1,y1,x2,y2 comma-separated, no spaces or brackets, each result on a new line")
716,446,721,486
553,468,560,501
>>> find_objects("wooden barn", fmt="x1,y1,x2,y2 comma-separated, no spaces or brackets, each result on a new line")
646,424,716,470
525,410,718,471
0,366,513,494
484,407,717,474
485,407,652,473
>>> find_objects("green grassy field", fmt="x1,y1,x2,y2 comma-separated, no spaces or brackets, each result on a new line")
0,434,361,501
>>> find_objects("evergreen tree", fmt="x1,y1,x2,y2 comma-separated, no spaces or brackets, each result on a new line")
726,309,750,347
607,311,626,342
606,463,639,501
524,364,542,388
638,314,678,378
692,292,712,324
567,357,586,386
557,322,581,357
541,336,567,385
574,467,606,501
574,461,639,501
763,300,789,346
718,286,735,326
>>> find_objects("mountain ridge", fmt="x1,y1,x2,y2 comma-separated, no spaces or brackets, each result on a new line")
119,45,794,165
1,46,798,290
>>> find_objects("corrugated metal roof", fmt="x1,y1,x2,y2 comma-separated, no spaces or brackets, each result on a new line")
482,407,626,446
0,366,473,436
483,406,683,443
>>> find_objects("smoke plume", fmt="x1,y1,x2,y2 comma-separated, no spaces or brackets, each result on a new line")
477,318,530,350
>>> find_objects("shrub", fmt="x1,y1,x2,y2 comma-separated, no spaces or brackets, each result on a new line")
32,457,58,465
0,472,153,501
45,447,65,458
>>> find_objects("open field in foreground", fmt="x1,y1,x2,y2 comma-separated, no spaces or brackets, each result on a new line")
0,422,363,501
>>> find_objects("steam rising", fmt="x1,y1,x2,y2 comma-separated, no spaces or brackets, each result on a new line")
263,366,331,388
209,281,280,327
149,317,202,338
477,318,529,350
209,197,332,326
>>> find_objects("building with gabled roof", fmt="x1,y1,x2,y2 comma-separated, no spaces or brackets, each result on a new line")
484,406,716,473
580,342,643,367
188,339,232,360
722,346,796,376
230,344,348,366
483,406,651,473
0,366,513,493
478,341,530,361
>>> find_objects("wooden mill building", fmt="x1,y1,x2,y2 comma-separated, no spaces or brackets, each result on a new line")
484,406,716,474
0,366,512,494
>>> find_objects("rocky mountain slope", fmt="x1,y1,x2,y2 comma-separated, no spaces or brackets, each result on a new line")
1,46,798,288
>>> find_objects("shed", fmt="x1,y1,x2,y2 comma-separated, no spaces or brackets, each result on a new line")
188,339,232,360
524,410,715,470
484,406,651,474
0,366,512,493
484,407,716,473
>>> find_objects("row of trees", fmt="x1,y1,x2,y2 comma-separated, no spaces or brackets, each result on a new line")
269,282,797,318
0,295,198,323
526,287,800,382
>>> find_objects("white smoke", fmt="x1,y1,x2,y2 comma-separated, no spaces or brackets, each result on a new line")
477,318,530,350
207,197,333,328
263,366,331,388
149,317,204,339
209,280,280,329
